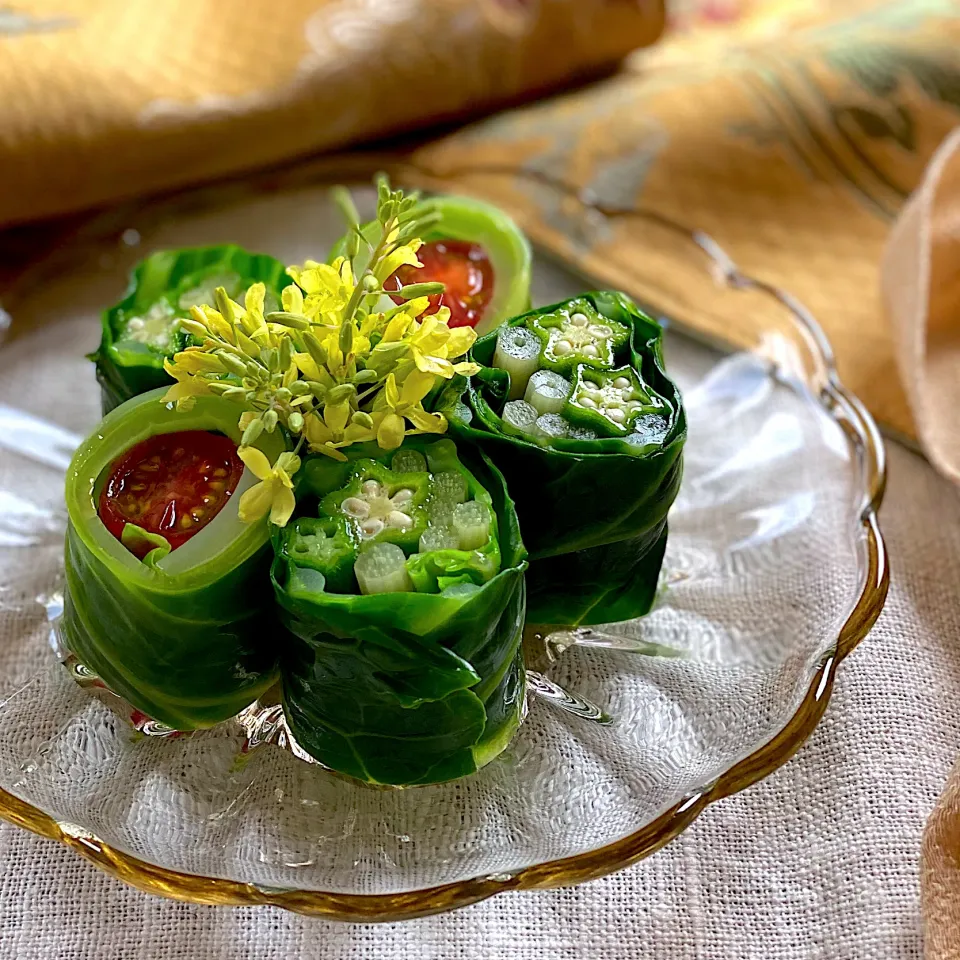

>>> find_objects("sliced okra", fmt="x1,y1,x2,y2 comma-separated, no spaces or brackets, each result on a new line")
563,364,658,438
527,299,630,376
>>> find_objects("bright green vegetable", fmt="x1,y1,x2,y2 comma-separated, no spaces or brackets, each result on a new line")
564,364,657,438
276,516,357,594
329,194,532,337
273,437,527,786
439,291,686,627
61,388,286,729
524,369,571,416
494,325,540,399
90,245,288,413
528,297,630,376
320,460,431,553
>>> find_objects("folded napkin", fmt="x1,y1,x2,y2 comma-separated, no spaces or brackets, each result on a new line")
885,125,960,960
0,0,663,227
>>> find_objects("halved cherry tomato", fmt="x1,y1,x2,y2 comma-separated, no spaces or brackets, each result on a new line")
386,239,495,328
98,430,244,557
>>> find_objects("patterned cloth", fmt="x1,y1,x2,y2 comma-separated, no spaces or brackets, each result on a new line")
0,0,662,227
404,0,960,442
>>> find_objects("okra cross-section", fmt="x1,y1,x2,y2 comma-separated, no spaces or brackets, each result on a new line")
528,298,630,376
320,460,431,553
91,245,289,413
564,364,659,437
276,516,358,594
292,439,503,597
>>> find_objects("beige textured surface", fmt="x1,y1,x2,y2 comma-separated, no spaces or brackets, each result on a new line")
882,127,960,960
0,441,951,958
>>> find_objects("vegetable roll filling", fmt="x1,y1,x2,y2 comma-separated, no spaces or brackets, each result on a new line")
529,299,630,375
280,440,502,597
386,239,494,329
97,430,244,558
322,461,431,553
485,297,671,446
116,272,250,353
565,365,659,437
494,325,540,399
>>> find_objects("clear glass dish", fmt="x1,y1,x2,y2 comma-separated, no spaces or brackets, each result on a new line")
0,172,887,920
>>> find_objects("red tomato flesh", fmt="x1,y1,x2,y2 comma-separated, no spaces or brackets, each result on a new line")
98,431,244,558
387,239,495,328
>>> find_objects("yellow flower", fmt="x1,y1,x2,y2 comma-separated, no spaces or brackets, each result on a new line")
159,180,475,527
161,356,214,411
375,371,446,449
236,448,301,526
281,282,304,315
292,353,334,389
406,315,480,379
165,348,224,375
240,283,269,340
287,258,355,326
302,404,377,460
286,259,348,298
372,240,422,285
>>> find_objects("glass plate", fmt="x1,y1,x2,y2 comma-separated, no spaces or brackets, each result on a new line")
0,173,887,920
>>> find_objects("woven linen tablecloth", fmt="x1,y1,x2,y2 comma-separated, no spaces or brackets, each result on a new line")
0,345,954,957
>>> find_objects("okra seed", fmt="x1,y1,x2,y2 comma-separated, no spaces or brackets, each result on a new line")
127,318,145,331
362,480,382,498
554,339,573,356
570,313,589,327
613,377,631,389
361,518,385,537
391,488,414,506
579,396,598,409
583,388,602,402
582,344,600,358
342,497,370,518
589,324,611,338
607,408,626,424
388,511,413,530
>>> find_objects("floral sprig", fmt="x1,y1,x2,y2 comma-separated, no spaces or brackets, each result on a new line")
161,178,480,526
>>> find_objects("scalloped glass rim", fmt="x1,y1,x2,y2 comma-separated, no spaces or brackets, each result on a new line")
0,166,888,921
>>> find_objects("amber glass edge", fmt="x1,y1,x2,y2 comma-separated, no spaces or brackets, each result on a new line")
0,156,889,920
